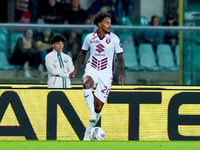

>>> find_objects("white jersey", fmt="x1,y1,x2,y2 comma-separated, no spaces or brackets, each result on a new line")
82,30,123,76
45,49,74,88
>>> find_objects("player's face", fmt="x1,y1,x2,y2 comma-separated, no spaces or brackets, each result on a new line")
52,41,64,52
99,17,111,33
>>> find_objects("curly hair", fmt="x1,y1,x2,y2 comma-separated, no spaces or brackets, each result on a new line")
93,11,111,26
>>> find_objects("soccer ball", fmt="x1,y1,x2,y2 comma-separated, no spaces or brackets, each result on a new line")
89,127,105,141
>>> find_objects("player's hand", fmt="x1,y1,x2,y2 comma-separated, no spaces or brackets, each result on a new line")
118,75,124,86
69,69,77,78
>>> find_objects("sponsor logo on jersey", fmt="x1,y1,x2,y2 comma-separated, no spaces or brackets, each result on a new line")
95,54,105,56
92,36,96,40
96,44,105,53
90,40,100,44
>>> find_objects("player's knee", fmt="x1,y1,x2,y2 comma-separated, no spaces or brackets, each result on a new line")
82,77,93,89
83,81,91,89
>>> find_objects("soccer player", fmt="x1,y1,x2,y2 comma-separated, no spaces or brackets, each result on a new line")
45,34,74,88
69,11,125,140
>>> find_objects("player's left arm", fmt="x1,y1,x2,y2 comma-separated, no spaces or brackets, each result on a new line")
117,53,125,85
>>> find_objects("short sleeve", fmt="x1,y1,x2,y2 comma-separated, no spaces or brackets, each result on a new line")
81,34,90,51
115,36,123,54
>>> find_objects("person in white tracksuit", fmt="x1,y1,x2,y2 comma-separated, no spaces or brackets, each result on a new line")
45,34,74,88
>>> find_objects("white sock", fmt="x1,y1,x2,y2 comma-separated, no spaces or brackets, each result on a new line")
86,111,102,132
94,112,102,125
96,112,102,121
83,89,95,114
86,122,96,133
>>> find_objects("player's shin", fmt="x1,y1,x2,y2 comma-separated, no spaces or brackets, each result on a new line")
83,89,96,121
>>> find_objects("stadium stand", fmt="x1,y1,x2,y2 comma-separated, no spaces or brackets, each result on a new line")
156,43,174,57
0,30,8,55
132,16,149,26
120,16,132,26
140,53,163,71
10,33,24,57
0,51,15,70
138,43,155,56
123,43,144,71
175,44,179,66
158,54,179,71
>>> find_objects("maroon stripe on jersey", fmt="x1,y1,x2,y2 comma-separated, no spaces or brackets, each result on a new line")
101,66,107,70
92,59,97,64
101,60,108,63
101,63,107,66
90,56,108,71
101,58,107,61
91,65,96,69
101,59,107,62
101,60,107,63
117,52,123,55
92,56,97,61
101,64,107,68
91,62,97,67
92,58,97,65
112,54,115,76
101,62,107,66
101,58,107,63
102,58,107,61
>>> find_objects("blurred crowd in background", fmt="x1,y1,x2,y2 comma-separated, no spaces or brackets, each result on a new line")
0,0,180,81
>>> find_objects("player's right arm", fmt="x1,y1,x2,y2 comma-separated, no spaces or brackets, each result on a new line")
70,34,90,78
69,50,87,78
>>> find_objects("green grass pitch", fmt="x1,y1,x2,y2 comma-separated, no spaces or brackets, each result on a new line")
0,141,200,150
